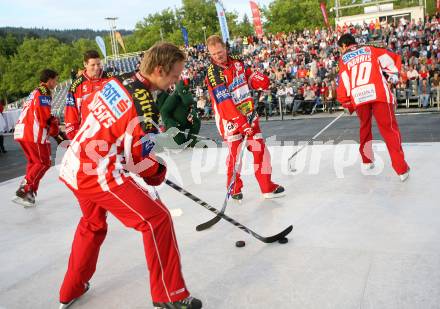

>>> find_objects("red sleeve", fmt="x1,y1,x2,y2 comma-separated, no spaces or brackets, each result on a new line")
64,87,80,140
245,67,253,80
336,60,351,105
375,47,402,75
205,64,246,122
35,90,52,128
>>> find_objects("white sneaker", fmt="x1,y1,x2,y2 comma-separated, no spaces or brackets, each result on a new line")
263,186,286,199
362,162,375,170
400,169,410,182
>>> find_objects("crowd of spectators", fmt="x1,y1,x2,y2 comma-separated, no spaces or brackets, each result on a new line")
184,12,440,119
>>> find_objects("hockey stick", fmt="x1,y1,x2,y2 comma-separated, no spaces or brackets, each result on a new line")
167,130,221,144
195,109,258,231
165,179,293,243
288,111,345,172
195,134,249,231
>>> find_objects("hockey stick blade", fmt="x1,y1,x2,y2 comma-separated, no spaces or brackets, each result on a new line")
166,179,293,243
196,215,221,231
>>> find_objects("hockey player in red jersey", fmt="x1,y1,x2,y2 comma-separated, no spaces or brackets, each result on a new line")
58,43,202,309
13,69,60,207
205,35,285,200
64,50,113,140
336,33,410,181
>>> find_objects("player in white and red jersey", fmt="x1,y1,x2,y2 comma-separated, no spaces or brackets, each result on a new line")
13,69,60,207
205,35,285,200
64,50,113,140
336,33,410,181
58,43,202,309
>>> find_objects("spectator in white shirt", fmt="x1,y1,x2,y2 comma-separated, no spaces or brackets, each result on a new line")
407,66,419,80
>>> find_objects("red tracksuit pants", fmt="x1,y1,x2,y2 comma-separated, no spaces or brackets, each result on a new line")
356,102,409,175
226,132,278,195
59,179,190,304
19,141,51,193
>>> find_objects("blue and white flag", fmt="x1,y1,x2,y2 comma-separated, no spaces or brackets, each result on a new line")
95,36,107,58
215,1,230,43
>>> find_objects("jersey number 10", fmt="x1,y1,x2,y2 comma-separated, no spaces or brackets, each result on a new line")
342,62,372,88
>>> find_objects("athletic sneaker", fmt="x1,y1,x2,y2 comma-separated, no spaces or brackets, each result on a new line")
400,168,410,182
263,185,286,199
153,296,202,309
12,187,35,207
59,282,90,309
231,192,243,201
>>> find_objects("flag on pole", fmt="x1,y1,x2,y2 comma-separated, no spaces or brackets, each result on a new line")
320,2,330,28
115,31,126,53
181,26,189,47
215,1,230,43
95,36,107,58
249,1,264,37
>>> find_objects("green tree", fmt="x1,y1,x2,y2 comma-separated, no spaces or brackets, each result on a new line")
264,0,331,33
130,8,180,51
181,0,219,44
0,37,97,100
239,14,254,37
0,54,8,100
0,33,20,57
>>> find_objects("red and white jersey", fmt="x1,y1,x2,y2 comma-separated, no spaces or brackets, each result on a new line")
337,45,401,106
59,74,160,194
14,85,53,144
64,70,113,140
205,56,259,141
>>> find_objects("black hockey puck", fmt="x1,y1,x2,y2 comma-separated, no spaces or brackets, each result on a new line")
235,240,245,248
278,237,288,244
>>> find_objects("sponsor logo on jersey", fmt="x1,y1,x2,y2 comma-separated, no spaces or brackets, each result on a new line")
117,99,129,113
70,76,83,92
213,85,232,103
231,89,251,103
342,47,371,64
352,84,377,104
65,93,75,106
225,121,238,133
228,75,246,91
38,95,52,106
207,64,225,87
207,65,218,87
88,94,117,128
99,80,132,119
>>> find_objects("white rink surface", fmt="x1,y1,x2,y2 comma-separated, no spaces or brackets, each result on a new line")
0,143,439,309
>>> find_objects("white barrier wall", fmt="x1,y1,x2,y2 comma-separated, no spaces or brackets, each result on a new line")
336,6,424,27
